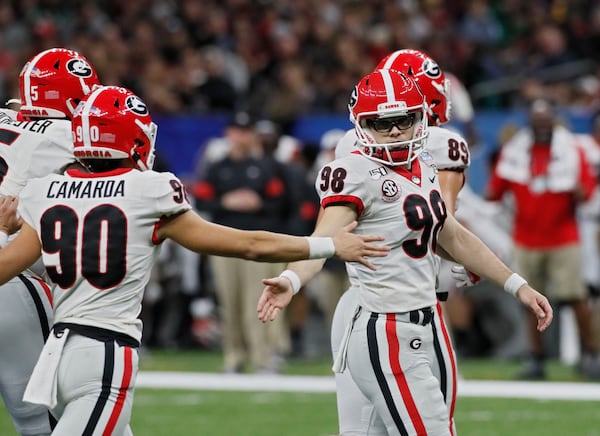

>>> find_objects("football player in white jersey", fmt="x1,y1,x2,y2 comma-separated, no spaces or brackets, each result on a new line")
0,85,389,436
329,49,470,435
258,70,552,435
0,47,100,436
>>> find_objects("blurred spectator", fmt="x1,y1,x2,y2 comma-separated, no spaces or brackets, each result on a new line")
486,98,600,379
194,112,294,373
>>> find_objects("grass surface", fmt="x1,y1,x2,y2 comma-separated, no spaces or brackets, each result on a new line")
1,350,599,435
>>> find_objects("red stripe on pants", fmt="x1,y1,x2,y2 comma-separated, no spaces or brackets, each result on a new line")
385,313,427,435
103,347,133,436
435,302,457,435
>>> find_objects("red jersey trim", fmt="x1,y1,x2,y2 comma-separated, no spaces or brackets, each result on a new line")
322,195,365,217
65,168,135,178
391,158,422,185
151,219,165,245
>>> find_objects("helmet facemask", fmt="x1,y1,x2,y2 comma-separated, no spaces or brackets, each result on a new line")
350,70,429,167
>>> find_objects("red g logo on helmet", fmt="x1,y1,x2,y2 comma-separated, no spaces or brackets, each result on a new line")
19,48,100,119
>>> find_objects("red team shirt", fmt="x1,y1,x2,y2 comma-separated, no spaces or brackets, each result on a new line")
487,144,596,249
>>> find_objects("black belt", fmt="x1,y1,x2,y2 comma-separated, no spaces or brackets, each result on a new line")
407,307,434,326
370,307,434,326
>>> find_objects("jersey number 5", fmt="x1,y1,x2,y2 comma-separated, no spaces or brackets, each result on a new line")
41,204,127,289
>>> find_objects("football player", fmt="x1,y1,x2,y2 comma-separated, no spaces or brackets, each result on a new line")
331,49,470,435
0,47,100,436
258,70,552,435
0,85,389,435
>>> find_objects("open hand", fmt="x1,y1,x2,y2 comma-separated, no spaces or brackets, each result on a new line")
257,276,294,323
333,221,390,270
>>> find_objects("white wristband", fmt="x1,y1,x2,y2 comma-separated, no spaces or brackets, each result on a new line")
279,269,301,295
0,231,8,248
306,236,335,259
504,273,527,296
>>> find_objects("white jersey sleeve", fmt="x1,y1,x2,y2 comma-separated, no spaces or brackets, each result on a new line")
19,169,192,342
0,113,74,196
316,154,441,313
334,129,358,160
426,126,471,170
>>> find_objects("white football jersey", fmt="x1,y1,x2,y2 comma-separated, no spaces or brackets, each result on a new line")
0,109,74,196
426,126,470,170
316,152,445,313
18,168,192,342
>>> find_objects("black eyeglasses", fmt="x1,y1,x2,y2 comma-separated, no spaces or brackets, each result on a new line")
366,113,417,133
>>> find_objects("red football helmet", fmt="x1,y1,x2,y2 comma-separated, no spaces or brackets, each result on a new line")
349,69,428,166
19,48,100,119
376,49,450,126
71,86,157,171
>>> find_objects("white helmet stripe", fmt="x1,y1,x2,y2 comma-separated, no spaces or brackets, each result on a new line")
380,69,396,103
79,86,105,148
381,51,401,70
22,49,56,107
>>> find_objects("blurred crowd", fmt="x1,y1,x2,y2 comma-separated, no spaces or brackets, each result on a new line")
2,0,600,130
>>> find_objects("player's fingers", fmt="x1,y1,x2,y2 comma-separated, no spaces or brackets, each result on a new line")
262,277,278,286
265,304,276,322
361,234,386,242
537,299,553,331
364,245,390,256
270,306,280,322
357,256,377,271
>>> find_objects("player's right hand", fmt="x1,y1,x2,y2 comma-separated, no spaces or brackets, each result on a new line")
257,277,294,323
516,285,553,332
333,221,389,270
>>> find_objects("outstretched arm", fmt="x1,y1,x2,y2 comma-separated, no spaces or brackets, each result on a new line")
157,208,388,266
257,205,358,322
438,213,553,332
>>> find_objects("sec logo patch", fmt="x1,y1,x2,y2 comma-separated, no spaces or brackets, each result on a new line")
381,179,400,202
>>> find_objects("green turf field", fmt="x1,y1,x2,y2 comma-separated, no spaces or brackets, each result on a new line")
1,350,599,435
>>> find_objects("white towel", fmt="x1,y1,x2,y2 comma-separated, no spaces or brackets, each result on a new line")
23,328,69,409
496,125,579,192
332,305,361,374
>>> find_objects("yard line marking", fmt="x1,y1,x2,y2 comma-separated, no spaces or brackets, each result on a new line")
136,372,600,400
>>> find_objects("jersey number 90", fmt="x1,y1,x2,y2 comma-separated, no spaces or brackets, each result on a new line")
41,204,127,289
